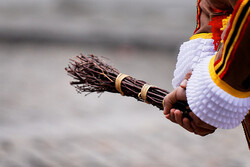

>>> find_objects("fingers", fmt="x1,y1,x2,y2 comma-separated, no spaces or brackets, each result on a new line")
165,114,170,119
165,109,177,123
189,112,216,131
183,118,194,132
170,109,176,123
180,79,187,89
182,115,215,136
163,86,187,115
180,72,192,89
184,71,192,80
174,110,183,126
191,122,216,136
189,112,216,136
165,110,216,136
166,109,188,129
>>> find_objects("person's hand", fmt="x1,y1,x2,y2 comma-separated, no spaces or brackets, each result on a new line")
163,72,192,116
163,72,217,136
165,109,217,136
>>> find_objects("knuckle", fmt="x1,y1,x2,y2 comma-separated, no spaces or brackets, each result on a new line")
163,96,168,104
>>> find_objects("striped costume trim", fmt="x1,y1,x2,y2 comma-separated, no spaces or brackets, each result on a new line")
209,56,250,98
194,0,201,34
214,0,250,78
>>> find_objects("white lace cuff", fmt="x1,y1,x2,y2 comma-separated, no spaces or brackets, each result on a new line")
186,56,250,129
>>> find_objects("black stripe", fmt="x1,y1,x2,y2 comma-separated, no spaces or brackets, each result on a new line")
216,1,250,74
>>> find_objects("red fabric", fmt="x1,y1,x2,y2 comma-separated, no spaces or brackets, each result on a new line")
209,16,226,50
209,7,229,51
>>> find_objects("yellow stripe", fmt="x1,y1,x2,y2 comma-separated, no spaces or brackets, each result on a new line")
214,0,249,71
220,15,232,31
190,33,213,40
218,8,250,76
209,56,250,98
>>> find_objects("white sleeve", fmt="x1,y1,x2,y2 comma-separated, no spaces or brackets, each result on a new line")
172,37,216,88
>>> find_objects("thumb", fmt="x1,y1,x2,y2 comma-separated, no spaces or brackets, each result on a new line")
163,90,177,115
175,86,187,101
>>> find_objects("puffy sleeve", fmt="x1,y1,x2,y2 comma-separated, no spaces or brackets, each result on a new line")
186,0,250,129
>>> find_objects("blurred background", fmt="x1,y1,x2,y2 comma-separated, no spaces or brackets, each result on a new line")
0,0,249,167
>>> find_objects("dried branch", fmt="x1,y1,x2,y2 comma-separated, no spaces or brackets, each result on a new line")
65,54,191,117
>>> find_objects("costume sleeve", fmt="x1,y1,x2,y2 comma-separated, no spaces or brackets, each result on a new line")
186,0,250,129
172,0,216,88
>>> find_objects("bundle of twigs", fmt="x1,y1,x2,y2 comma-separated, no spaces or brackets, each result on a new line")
65,54,191,118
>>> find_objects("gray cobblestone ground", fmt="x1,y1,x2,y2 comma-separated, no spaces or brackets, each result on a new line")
0,43,249,167
0,0,249,166
0,0,195,50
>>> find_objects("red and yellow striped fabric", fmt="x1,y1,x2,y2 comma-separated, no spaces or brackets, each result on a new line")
214,0,250,78
209,0,250,98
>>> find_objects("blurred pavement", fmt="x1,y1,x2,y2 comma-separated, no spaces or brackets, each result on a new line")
0,0,196,51
0,0,249,167
0,44,249,167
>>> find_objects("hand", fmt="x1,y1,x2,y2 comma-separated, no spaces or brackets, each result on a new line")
166,109,216,136
163,72,217,136
163,72,192,116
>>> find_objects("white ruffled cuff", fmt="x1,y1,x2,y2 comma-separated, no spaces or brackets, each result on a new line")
172,38,216,88
186,56,250,129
